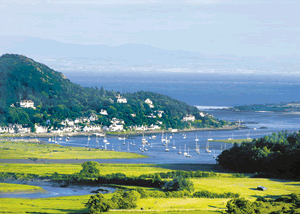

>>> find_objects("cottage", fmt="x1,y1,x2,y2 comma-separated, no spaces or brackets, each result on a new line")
100,109,108,115
182,114,195,122
19,100,36,109
117,97,127,103
89,113,98,122
109,124,124,132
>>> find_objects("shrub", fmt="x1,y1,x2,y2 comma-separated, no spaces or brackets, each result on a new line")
80,161,100,178
85,193,112,213
162,176,194,192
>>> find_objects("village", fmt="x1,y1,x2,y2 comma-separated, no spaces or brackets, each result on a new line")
1,97,201,135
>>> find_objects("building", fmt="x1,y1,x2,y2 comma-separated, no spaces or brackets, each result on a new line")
109,124,124,132
89,113,98,122
182,114,195,122
20,100,35,109
100,109,108,115
117,97,127,103
145,99,154,108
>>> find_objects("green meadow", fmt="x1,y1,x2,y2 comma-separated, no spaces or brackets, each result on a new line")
0,183,45,193
0,141,147,159
1,162,300,213
0,140,299,213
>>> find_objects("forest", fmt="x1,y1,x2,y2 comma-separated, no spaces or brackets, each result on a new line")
217,131,300,179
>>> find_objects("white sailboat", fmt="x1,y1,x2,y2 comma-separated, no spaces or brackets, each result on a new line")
247,132,251,139
161,131,165,143
183,134,186,139
152,135,156,139
165,143,169,152
118,135,126,140
178,146,182,154
103,136,108,143
86,136,90,147
183,144,188,156
207,132,213,141
96,139,100,149
186,147,191,158
132,140,136,146
123,138,126,145
172,140,176,149
127,142,130,151
205,141,211,153
48,138,51,142
111,144,114,151
195,141,199,152
142,133,147,144
96,134,99,143
54,135,58,144
195,134,199,142
213,149,216,158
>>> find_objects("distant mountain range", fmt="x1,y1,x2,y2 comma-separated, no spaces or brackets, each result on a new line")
0,36,298,74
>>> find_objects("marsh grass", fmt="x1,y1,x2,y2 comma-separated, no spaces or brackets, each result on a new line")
0,183,45,193
0,141,147,159
0,163,173,177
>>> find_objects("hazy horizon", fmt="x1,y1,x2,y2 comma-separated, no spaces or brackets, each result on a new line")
1,0,300,58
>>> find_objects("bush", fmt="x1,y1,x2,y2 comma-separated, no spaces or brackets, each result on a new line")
85,193,112,213
193,190,239,199
226,197,261,214
162,176,194,192
111,189,141,209
80,161,100,178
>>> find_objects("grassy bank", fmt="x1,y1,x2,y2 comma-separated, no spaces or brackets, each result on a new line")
0,163,174,177
0,141,147,159
0,183,45,193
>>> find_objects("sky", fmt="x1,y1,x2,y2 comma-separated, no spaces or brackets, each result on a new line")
0,0,300,57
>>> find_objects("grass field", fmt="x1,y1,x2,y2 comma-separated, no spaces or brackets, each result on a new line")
0,183,45,193
0,141,147,159
0,163,175,177
1,161,300,213
191,177,300,200
0,194,222,214
210,138,252,144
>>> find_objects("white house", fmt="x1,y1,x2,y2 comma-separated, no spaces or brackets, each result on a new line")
155,110,164,118
89,113,98,122
100,109,108,115
182,115,195,122
130,114,136,117
148,124,161,130
35,125,48,133
145,99,153,105
199,112,206,117
147,114,156,118
117,97,127,103
19,100,36,109
109,124,124,132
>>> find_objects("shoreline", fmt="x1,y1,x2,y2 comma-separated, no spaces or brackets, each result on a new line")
0,125,246,138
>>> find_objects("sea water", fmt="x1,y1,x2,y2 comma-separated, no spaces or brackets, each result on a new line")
64,72,300,106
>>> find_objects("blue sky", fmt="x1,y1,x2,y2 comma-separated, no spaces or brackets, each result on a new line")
1,0,299,57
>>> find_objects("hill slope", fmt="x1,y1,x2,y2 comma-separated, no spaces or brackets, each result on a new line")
0,54,228,130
